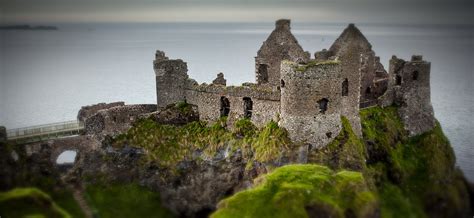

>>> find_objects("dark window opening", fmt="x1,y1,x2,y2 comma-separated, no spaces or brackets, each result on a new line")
243,97,253,118
317,98,329,114
112,116,117,122
396,75,402,85
280,79,285,88
326,132,332,138
412,71,419,80
365,87,371,95
220,96,230,117
257,64,269,83
342,78,349,96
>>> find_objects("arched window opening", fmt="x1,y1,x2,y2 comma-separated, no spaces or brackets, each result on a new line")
56,150,77,165
243,97,253,118
317,98,329,114
412,71,419,81
220,96,230,117
280,79,285,88
396,75,402,85
342,78,349,96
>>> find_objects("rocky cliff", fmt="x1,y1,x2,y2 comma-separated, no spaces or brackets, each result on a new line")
0,103,472,218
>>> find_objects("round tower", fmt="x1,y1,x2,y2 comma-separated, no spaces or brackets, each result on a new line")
279,60,343,148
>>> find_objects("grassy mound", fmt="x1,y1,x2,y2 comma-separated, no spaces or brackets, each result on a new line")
0,188,72,218
113,118,293,168
85,182,174,218
360,106,471,218
211,164,377,218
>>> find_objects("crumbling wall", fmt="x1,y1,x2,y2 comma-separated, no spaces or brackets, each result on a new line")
154,51,189,109
383,55,435,136
185,82,280,128
84,104,157,138
279,61,343,148
77,102,125,122
255,19,310,86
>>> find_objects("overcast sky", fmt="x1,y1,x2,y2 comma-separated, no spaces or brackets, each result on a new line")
1,0,473,24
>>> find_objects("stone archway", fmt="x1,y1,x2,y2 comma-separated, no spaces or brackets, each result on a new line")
48,136,99,167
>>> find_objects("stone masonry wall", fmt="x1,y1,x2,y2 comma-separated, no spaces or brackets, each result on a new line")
390,55,435,136
279,61,343,148
326,24,371,136
185,81,280,128
84,104,157,138
77,102,125,122
154,51,189,109
255,19,310,86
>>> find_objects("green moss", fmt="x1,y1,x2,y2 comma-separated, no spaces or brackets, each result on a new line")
114,118,292,167
85,182,174,218
251,121,292,163
359,106,470,218
309,116,367,171
233,118,257,137
174,101,192,114
211,164,377,218
0,188,72,218
295,60,340,72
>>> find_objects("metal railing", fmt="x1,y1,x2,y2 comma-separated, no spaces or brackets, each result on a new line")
6,120,85,144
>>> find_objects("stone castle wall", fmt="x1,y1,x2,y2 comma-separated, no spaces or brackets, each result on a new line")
154,52,188,109
77,102,125,122
185,80,281,128
152,20,436,150
84,104,157,138
279,61,343,148
389,55,435,136
255,19,310,86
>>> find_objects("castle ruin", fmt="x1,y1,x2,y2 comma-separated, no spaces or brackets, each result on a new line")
154,19,435,148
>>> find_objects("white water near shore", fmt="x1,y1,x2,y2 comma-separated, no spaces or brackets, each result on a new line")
0,22,472,180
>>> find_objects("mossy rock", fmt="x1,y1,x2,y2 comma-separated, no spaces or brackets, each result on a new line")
211,164,378,218
85,182,174,218
0,188,72,218
360,106,472,217
308,116,367,171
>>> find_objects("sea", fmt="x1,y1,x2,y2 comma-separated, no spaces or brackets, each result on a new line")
0,22,472,181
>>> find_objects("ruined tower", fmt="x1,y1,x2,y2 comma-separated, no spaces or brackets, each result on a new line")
279,61,343,148
154,50,189,109
255,19,310,86
385,55,435,136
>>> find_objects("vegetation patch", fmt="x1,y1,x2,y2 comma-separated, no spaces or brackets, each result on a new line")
85,182,174,218
211,164,377,218
308,116,367,171
360,106,471,218
0,188,72,218
295,60,340,72
114,118,293,168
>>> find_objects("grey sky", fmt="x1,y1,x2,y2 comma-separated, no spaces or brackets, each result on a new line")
1,0,473,24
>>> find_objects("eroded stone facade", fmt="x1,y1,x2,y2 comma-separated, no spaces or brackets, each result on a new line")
279,62,343,148
255,19,310,86
83,104,157,138
154,19,436,149
379,55,435,136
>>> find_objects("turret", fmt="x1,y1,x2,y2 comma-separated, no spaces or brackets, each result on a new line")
389,55,435,136
154,50,189,109
279,60,343,148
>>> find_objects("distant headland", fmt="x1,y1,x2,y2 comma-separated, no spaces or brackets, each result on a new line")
0,25,58,30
